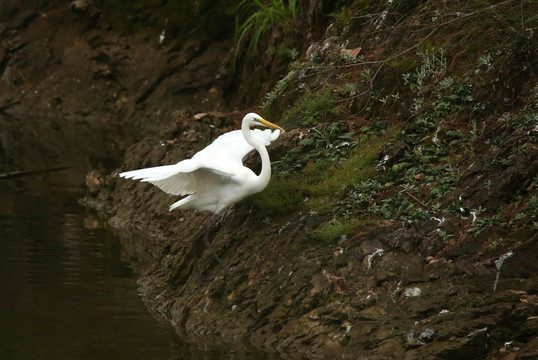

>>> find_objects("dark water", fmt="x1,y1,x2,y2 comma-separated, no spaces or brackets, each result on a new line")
0,171,279,359
0,172,179,359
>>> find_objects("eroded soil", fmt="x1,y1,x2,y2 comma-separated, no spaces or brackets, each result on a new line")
3,1,538,359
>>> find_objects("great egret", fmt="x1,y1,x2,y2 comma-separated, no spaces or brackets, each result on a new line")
119,112,284,276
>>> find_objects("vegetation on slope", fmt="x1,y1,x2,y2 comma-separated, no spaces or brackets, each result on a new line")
237,0,538,249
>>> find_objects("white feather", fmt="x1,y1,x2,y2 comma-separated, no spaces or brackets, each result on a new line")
119,122,282,213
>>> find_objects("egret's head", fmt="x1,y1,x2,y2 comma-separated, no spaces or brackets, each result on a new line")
244,112,284,131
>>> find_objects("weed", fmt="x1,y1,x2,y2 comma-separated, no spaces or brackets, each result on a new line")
334,179,383,218
378,193,414,221
430,165,459,198
438,229,452,242
234,0,298,62
343,83,358,96
272,148,303,176
403,48,448,96
261,69,297,108
470,215,504,235
470,119,486,140
489,237,504,250
299,123,356,159
407,208,432,223
477,53,493,72
277,47,299,60
363,120,387,135
527,194,538,218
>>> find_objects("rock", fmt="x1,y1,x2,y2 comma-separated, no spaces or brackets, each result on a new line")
377,140,408,169
85,170,104,194
69,0,88,12
438,327,490,359
403,287,422,297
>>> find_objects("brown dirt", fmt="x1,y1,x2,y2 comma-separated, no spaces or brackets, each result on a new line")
3,1,538,359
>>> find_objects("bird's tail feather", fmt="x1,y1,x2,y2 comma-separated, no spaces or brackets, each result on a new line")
119,164,180,182
169,195,195,211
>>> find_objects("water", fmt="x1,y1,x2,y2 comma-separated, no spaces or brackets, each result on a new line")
0,170,282,359
0,171,181,359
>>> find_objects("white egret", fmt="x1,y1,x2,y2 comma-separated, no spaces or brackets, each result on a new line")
119,113,284,276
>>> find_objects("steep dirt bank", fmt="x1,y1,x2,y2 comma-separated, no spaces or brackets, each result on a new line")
6,0,538,359
0,1,234,178
86,113,538,359
86,1,538,358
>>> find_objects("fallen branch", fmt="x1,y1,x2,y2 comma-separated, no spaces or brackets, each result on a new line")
0,166,71,180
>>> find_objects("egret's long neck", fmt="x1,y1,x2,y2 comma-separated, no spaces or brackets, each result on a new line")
242,122,271,190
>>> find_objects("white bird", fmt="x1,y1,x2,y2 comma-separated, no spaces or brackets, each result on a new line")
119,112,284,276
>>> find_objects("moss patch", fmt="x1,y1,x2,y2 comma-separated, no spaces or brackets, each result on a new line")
246,129,397,220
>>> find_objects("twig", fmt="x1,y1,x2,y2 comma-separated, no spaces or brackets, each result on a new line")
404,191,428,208
0,166,71,180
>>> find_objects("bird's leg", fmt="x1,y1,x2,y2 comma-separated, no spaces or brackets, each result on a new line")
192,231,204,283
192,214,234,279
191,215,215,283
202,214,234,276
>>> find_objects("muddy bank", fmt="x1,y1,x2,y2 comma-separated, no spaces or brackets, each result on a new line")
83,1,538,357
0,1,234,178
5,1,538,359
85,109,538,359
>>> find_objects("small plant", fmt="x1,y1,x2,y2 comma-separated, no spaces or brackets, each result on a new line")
378,193,414,221
272,148,302,176
470,119,486,140
470,215,504,235
407,208,431,223
403,48,448,95
334,179,383,218
261,69,297,108
489,237,504,250
343,83,358,96
527,194,538,218
363,120,387,135
477,53,493,72
277,47,299,60
438,229,452,242
234,0,298,62
299,123,356,158
430,165,459,197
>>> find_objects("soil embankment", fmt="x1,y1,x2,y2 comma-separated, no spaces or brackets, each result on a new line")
3,1,537,359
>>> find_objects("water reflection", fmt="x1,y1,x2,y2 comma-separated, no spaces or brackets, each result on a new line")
0,172,281,360
0,174,178,359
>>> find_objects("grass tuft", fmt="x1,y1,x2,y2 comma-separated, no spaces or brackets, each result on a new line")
234,0,298,63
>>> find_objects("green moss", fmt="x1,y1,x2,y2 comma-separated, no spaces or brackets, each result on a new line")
246,129,396,220
312,217,370,243
284,90,340,126
306,137,385,214
388,56,418,76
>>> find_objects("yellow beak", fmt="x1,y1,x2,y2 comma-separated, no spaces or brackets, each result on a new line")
258,117,284,131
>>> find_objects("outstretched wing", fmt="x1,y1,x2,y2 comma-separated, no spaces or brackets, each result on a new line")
191,128,281,170
119,128,281,196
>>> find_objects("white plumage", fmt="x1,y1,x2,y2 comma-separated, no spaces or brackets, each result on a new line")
119,113,283,215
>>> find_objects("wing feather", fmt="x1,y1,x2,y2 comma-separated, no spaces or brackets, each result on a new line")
119,128,280,197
